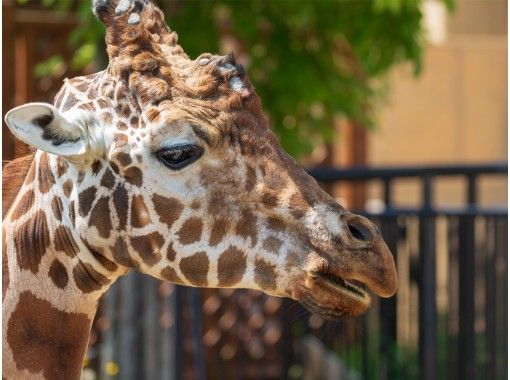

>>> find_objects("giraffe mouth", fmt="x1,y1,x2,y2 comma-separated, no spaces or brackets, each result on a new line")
296,270,372,319
314,271,369,299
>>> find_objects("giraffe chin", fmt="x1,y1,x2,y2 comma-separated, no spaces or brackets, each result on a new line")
294,273,372,320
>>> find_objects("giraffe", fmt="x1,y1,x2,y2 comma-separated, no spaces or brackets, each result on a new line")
2,0,397,378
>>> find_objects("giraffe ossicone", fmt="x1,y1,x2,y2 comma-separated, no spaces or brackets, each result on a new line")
3,0,397,378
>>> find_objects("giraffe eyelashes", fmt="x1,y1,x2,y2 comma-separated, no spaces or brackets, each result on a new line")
156,144,204,170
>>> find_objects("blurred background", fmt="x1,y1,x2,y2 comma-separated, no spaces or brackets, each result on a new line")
2,0,507,379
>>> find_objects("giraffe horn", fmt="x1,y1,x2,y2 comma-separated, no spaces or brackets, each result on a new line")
92,0,189,66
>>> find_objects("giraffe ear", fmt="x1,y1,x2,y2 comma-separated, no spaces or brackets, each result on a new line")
5,102,88,158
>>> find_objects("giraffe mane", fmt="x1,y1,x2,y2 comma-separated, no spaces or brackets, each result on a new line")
2,152,36,218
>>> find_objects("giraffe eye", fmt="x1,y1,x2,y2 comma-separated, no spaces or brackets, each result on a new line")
156,144,204,170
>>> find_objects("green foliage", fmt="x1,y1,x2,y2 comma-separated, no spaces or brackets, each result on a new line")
34,54,64,78
33,0,452,158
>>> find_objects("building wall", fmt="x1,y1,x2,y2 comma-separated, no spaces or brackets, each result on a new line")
367,0,507,208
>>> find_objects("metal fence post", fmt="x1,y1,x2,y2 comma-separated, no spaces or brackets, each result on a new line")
419,175,436,380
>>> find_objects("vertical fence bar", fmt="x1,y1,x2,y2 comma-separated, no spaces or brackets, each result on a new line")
495,217,508,378
383,178,392,208
361,314,370,380
163,284,180,380
447,217,459,380
457,214,475,380
484,217,496,380
190,288,206,380
143,278,160,379
458,174,477,380
466,174,477,205
379,217,398,380
419,175,436,380
118,272,144,380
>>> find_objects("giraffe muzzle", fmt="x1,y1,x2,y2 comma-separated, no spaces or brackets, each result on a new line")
293,211,398,319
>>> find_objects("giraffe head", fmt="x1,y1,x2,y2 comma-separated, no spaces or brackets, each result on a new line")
5,0,397,318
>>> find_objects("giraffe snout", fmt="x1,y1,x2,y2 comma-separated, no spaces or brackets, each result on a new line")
311,210,398,299
337,212,398,298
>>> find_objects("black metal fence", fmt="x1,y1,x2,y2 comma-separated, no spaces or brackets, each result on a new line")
86,162,507,380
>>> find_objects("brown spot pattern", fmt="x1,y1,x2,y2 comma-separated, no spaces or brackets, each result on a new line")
63,180,73,198
91,160,102,175
263,236,283,254
56,159,68,177
77,171,86,184
7,291,91,380
130,232,164,266
209,218,229,246
124,166,143,187
152,194,183,227
110,162,120,175
73,261,110,293
100,168,116,188
262,191,279,208
236,209,258,246
115,152,132,167
100,112,112,124
89,197,112,239
113,184,128,229
81,239,118,272
130,195,151,228
267,217,286,233
112,237,138,267
217,246,247,287
254,258,277,291
78,187,97,217
161,266,182,283
178,218,203,245
53,225,79,257
179,252,209,286
10,189,35,221
207,192,228,215
14,210,50,273
289,192,309,219
37,153,55,193
245,164,257,192
51,196,63,222
117,121,128,131
69,200,76,225
166,243,177,261
48,259,69,289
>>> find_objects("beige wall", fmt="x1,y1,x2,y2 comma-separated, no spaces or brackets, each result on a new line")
367,0,507,208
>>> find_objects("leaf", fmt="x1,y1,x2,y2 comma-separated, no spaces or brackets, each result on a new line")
34,55,64,78
71,43,96,70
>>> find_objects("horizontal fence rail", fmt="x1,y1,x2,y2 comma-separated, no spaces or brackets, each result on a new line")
87,162,507,380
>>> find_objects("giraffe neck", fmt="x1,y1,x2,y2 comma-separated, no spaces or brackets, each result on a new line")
2,152,120,379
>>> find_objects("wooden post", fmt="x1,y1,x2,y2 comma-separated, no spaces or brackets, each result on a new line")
333,118,368,210
3,0,16,161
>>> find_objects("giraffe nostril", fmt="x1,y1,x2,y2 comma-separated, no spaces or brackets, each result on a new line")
347,222,372,243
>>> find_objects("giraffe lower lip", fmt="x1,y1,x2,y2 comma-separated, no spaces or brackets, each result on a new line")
298,273,372,319
314,271,369,299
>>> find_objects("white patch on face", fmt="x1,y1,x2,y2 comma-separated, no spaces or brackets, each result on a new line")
114,0,131,15
303,206,329,241
322,208,343,237
219,63,236,73
198,57,210,66
229,77,245,92
128,13,141,24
